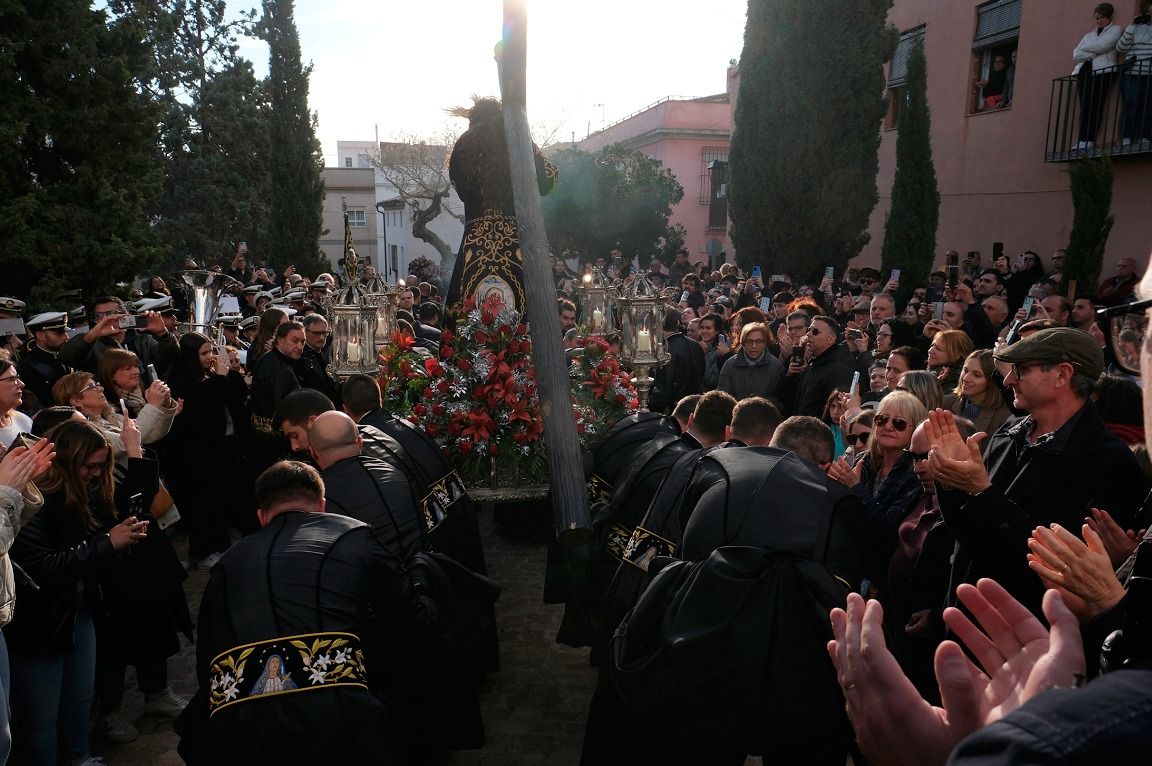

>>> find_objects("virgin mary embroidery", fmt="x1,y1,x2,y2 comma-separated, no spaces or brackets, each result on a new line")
249,654,298,696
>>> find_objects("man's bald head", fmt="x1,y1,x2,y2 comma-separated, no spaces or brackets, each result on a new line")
309,411,361,467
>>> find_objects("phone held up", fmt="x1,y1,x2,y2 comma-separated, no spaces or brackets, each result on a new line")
117,315,150,330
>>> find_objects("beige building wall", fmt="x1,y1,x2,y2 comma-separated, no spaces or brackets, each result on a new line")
319,167,378,272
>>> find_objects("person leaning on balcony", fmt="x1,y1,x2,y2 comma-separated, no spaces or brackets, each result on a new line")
1117,1,1152,146
1072,3,1124,150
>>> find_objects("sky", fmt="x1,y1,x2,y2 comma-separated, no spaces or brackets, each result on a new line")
237,0,750,165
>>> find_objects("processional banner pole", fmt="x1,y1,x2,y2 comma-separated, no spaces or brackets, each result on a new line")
500,0,592,544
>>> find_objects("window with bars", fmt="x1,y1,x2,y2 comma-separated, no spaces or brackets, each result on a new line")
970,0,1020,114
699,148,729,205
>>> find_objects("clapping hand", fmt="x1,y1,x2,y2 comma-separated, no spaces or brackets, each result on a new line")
1028,522,1127,621
925,409,992,494
1086,508,1144,568
827,455,864,488
0,440,55,493
828,581,1085,766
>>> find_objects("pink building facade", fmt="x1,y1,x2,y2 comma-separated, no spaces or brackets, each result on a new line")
864,0,1151,272
577,95,733,267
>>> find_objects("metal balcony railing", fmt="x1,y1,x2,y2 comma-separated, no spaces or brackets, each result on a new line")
1045,62,1152,162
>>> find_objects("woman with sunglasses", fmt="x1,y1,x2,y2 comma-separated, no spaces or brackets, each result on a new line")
6,419,150,766
844,410,876,459
943,350,1011,436
827,391,928,534
0,361,32,449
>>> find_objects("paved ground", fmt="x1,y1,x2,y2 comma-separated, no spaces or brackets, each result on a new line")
97,506,598,766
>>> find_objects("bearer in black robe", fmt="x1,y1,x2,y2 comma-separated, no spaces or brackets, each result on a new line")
176,461,434,766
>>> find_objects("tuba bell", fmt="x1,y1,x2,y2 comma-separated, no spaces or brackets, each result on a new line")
180,270,242,339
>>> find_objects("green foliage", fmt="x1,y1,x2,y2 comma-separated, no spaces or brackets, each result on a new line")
261,0,326,276
158,60,273,266
880,40,938,304
1063,158,1114,295
113,0,269,269
541,145,684,266
729,0,895,282
0,1,164,308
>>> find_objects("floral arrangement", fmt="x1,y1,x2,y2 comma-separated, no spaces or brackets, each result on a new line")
389,293,638,486
378,330,433,417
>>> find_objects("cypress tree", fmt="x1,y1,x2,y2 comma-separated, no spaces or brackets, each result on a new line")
0,1,163,305
729,0,895,282
1063,158,1113,296
261,0,326,275
880,39,938,302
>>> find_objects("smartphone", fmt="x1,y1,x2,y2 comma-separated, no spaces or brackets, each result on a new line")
824,266,835,280
759,297,772,313
14,432,41,451
890,269,901,284
750,265,762,280
992,242,1004,260
680,291,689,303
791,346,805,365
946,252,959,288
117,315,149,330
718,334,728,346
147,363,159,383
128,492,144,519
771,274,786,284
849,371,860,398
934,302,945,321
1022,296,1035,317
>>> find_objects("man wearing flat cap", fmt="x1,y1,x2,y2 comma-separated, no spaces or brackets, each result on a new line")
17,312,73,411
926,327,1146,617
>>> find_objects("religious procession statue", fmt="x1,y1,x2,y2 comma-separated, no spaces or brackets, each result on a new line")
444,98,558,314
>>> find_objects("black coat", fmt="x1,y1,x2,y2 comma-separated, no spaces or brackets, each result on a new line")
7,458,159,652
649,333,703,414
248,348,301,419
296,345,340,405
939,404,1146,616
17,342,70,411
778,343,856,417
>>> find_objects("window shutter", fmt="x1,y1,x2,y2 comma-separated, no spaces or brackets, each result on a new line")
889,27,927,88
973,0,1021,50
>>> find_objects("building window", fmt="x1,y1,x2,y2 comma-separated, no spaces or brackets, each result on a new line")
970,0,1019,114
699,147,728,205
347,209,366,227
357,153,371,168
886,26,926,129
344,157,353,168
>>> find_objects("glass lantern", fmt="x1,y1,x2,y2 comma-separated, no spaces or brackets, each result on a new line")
363,274,398,347
324,282,380,380
616,273,670,410
575,266,617,336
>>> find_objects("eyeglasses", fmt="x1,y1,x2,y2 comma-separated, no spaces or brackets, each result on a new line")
904,449,930,463
806,327,823,336
859,278,877,285
1097,297,1151,375
846,432,871,445
742,337,766,346
0,374,20,386
996,361,1053,380
874,414,910,431
79,381,103,393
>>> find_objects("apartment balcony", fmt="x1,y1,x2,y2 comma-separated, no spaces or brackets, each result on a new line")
1045,64,1152,162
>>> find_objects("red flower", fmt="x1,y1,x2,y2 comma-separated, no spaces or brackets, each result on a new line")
422,386,434,399
459,441,473,454
424,358,445,377
440,346,454,359
390,331,415,351
488,443,498,456
413,403,428,417
457,358,472,372
440,329,455,343
426,424,439,437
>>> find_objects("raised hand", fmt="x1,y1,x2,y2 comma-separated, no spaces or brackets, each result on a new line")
121,412,143,459
0,443,51,494
827,455,864,489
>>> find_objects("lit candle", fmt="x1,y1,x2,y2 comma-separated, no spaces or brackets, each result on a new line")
346,338,361,363
636,329,651,353
591,308,604,330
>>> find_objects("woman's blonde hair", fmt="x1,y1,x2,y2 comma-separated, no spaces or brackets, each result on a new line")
931,329,974,368
866,390,928,468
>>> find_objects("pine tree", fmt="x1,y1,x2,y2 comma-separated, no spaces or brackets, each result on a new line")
729,0,895,282
261,0,326,275
0,1,163,306
1063,158,1113,296
880,40,938,302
